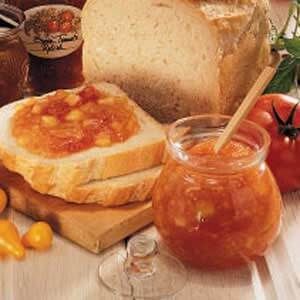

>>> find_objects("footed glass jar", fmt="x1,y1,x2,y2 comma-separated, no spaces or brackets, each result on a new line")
153,115,282,269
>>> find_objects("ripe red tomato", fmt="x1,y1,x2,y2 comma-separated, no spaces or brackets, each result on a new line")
248,94,300,193
47,20,59,33
59,21,72,33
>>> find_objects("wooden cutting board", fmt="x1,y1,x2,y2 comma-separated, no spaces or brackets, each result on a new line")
0,166,153,254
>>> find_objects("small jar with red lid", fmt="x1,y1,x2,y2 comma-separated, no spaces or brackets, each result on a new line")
7,0,86,94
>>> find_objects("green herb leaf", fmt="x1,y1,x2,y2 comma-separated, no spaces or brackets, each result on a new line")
264,55,297,94
284,38,300,57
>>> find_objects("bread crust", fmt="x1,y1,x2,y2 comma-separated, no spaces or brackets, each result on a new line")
183,0,271,114
0,82,166,200
212,0,271,113
0,140,164,195
66,166,162,206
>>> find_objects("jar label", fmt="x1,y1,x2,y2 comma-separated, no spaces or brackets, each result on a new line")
19,5,82,59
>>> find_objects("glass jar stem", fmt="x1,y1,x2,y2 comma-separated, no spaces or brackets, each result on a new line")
124,235,158,279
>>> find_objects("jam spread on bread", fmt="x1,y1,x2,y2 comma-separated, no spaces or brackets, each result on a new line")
12,86,140,158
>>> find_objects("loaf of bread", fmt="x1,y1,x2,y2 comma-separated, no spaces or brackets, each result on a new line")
82,0,271,122
0,83,165,202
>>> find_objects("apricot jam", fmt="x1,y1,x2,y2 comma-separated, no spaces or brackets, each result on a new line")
12,86,140,158
153,115,282,269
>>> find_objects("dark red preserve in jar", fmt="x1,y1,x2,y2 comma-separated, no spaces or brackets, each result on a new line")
11,0,86,94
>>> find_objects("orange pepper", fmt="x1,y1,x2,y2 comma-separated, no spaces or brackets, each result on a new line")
22,222,53,251
0,220,25,260
0,188,8,214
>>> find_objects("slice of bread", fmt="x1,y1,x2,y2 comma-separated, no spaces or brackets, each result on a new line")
66,166,162,206
82,0,270,122
0,82,166,198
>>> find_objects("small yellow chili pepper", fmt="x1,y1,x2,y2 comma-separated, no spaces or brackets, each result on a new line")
0,220,25,260
0,188,8,214
22,222,53,251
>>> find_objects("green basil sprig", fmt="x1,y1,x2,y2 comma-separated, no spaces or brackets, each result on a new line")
265,1,300,94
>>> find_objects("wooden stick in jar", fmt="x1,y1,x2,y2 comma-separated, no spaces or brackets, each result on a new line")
213,52,281,153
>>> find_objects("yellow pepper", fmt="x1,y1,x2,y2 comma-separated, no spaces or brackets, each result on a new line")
0,220,25,260
22,222,53,251
0,188,8,214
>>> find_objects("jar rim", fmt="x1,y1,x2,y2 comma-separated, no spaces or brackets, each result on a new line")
0,4,25,40
167,114,271,174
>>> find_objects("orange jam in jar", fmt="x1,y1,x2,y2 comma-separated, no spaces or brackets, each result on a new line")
153,115,282,269
12,85,140,158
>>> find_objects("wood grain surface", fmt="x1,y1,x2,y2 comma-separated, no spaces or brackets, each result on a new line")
0,1,295,300
0,166,152,254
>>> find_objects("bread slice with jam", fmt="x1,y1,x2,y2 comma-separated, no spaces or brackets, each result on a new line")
0,82,165,202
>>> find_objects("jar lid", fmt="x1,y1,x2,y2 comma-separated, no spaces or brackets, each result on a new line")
0,4,24,39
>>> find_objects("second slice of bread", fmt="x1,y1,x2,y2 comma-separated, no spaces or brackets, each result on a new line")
0,82,166,198
65,166,162,206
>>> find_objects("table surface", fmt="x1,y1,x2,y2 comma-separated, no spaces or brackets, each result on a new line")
1,1,297,300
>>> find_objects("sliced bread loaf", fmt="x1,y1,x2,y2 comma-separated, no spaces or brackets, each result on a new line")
0,82,165,197
82,0,270,122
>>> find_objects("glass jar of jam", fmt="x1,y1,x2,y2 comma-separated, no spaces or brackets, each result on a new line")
11,0,85,94
153,115,282,269
0,4,28,106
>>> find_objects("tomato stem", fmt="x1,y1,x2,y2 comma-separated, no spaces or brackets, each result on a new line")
272,102,300,139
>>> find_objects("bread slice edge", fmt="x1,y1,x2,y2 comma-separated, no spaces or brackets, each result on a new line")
63,165,162,206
